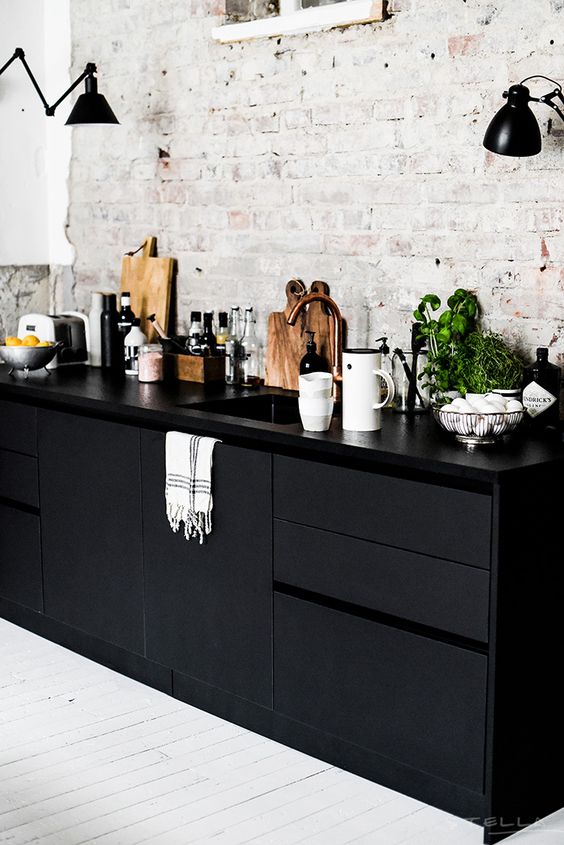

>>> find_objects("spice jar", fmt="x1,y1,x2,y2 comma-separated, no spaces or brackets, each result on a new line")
138,343,164,383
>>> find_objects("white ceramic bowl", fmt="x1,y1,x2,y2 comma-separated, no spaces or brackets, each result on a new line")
298,396,334,416
298,396,334,432
300,413,333,432
299,372,333,398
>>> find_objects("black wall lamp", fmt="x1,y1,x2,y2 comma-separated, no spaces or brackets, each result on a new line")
0,47,119,125
484,75,564,156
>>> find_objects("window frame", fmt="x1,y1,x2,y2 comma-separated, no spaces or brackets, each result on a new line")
212,0,387,43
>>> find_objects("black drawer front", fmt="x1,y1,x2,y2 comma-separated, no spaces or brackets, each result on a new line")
0,449,39,508
273,456,491,569
274,521,489,642
0,400,37,456
274,592,487,792
0,504,43,611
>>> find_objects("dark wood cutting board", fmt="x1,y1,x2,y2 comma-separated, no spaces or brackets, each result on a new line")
265,279,335,391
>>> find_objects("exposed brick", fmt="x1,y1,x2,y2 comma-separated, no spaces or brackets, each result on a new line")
57,0,564,363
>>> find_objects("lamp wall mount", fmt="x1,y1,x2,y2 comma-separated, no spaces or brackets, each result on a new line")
0,48,119,125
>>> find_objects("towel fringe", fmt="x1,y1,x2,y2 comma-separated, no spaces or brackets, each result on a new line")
167,500,210,545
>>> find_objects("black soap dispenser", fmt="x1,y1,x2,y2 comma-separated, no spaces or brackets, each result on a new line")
300,331,329,375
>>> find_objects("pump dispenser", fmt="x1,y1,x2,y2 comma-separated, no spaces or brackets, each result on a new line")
300,331,329,376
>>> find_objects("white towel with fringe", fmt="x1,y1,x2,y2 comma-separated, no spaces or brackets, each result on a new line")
165,432,221,544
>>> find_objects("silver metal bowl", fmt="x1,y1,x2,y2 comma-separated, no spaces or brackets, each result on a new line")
0,343,61,378
433,405,524,447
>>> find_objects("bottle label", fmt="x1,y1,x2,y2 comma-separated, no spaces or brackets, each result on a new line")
124,344,139,374
522,381,557,417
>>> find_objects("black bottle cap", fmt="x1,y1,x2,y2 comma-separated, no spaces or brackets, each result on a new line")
190,311,202,321
219,311,228,327
121,291,130,298
132,318,141,326
537,347,549,360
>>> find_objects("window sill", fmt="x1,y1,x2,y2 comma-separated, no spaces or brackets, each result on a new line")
212,0,386,43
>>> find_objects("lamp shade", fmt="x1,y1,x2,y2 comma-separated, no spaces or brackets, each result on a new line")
483,84,541,156
65,74,119,125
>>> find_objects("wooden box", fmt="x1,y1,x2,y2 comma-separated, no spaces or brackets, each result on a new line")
170,353,226,383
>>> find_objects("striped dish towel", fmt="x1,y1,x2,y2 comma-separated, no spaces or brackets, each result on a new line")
165,432,221,544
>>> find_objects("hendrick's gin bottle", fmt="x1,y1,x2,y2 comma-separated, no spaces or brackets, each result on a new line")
522,347,561,429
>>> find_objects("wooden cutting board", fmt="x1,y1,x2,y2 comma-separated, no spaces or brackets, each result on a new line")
120,236,174,341
265,279,335,391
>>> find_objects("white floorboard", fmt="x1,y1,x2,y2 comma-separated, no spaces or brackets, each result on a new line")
0,619,558,844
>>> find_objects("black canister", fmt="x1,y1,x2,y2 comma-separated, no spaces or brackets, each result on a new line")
100,293,121,370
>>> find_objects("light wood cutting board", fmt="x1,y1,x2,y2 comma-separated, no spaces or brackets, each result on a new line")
120,236,174,341
265,279,335,391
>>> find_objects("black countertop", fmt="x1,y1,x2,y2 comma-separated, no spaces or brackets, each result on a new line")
1,366,563,484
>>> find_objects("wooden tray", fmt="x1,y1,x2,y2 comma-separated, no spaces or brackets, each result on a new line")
171,354,226,384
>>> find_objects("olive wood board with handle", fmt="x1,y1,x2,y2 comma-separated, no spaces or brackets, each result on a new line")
120,236,175,342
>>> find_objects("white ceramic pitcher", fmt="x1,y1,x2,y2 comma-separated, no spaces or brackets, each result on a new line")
342,349,395,432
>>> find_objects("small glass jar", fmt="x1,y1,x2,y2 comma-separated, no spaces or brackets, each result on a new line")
138,344,164,383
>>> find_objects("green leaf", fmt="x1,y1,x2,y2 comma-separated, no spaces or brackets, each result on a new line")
451,314,468,335
422,294,441,311
413,309,424,321
438,311,452,326
437,327,451,343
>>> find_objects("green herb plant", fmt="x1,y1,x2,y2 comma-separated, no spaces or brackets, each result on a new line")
456,331,523,394
413,289,478,398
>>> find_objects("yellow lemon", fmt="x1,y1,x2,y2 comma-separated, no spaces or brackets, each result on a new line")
36,341,51,348
4,336,22,346
21,335,40,347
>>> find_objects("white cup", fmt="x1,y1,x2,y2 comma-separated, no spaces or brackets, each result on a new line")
342,349,395,432
299,372,333,398
298,396,334,432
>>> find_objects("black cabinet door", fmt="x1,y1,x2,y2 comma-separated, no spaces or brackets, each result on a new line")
274,592,487,792
0,504,43,611
141,430,272,707
38,410,144,654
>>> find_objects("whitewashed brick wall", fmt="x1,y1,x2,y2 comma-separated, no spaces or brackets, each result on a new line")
67,0,564,366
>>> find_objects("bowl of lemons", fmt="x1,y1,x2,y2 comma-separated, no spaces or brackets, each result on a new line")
0,335,61,378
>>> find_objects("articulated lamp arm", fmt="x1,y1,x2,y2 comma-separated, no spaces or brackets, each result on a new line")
0,47,96,117
520,75,564,123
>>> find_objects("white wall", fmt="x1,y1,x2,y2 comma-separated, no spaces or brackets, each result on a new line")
0,0,72,266
45,0,73,267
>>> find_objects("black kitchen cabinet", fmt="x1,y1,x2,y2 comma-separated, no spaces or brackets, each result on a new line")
38,409,144,654
141,430,272,707
275,592,487,791
0,504,43,611
2,369,564,845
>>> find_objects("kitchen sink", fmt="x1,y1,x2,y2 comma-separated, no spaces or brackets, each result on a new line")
178,394,301,425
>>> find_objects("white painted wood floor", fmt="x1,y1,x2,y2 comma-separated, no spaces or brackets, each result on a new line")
0,620,561,845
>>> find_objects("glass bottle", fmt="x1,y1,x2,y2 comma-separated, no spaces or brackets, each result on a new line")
522,347,561,429
117,291,136,339
225,306,241,385
240,307,261,387
188,311,203,349
215,312,229,355
124,318,147,376
201,312,217,355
